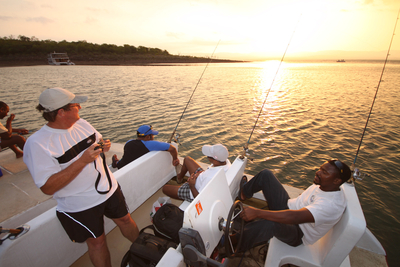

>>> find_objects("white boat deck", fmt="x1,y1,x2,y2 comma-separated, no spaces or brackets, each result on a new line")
0,144,387,267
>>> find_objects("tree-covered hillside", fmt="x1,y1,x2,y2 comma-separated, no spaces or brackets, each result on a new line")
0,35,239,66
0,35,169,56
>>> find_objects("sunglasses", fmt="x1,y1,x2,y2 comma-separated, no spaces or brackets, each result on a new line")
331,159,344,179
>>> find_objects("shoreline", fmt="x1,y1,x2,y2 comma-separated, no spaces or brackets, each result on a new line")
0,60,245,67
0,55,245,68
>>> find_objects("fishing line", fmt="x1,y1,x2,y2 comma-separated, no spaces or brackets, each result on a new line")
352,8,399,168
167,40,221,143
243,15,302,156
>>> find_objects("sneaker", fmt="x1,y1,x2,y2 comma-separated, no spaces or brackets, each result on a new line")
238,175,248,201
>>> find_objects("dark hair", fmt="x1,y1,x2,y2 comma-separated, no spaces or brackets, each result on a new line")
0,101,8,109
328,159,351,184
36,103,71,122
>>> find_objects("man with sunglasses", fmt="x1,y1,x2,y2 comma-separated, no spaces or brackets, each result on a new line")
236,159,351,253
112,124,179,169
23,88,139,267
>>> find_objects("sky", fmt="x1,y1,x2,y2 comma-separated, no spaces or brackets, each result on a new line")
0,0,399,60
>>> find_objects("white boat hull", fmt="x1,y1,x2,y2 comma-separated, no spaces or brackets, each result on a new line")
0,149,176,266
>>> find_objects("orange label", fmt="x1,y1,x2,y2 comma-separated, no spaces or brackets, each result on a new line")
195,201,203,215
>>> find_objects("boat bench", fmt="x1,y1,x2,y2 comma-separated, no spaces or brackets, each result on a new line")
265,182,367,267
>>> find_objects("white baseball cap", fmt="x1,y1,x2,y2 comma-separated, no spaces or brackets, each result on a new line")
202,144,229,162
39,87,88,112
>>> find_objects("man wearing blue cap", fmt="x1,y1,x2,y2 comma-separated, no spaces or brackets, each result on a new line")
112,124,179,169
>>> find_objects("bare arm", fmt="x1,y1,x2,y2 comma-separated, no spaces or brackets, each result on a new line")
0,114,15,138
240,206,315,225
12,128,29,134
40,144,102,195
188,171,202,199
167,144,180,166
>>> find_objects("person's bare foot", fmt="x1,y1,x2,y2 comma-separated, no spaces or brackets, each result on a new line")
112,154,118,168
175,164,184,183
16,151,23,158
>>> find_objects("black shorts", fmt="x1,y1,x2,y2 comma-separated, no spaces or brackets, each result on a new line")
56,185,129,243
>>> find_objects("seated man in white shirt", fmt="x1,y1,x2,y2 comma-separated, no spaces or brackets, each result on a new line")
236,159,351,252
162,144,231,202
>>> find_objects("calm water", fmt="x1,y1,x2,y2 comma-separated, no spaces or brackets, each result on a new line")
1,61,399,266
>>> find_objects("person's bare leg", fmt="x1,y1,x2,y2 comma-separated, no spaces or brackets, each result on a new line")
9,145,23,158
86,233,111,267
176,156,201,183
162,184,181,200
112,213,139,243
1,135,25,158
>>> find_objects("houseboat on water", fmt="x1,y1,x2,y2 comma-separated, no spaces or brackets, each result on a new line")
47,52,75,65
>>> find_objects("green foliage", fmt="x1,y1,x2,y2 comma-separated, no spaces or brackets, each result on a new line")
0,36,170,56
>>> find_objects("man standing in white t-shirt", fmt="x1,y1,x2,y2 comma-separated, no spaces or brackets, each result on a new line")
23,88,139,267
236,159,351,252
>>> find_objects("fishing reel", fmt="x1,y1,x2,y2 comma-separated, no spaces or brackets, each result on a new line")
173,133,182,145
240,144,253,161
352,167,370,181
350,163,371,182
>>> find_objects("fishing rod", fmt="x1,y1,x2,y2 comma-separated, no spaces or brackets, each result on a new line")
167,40,221,144
351,8,400,180
241,16,302,159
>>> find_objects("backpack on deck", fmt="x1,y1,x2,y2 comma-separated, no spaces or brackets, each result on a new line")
120,226,177,267
152,203,184,244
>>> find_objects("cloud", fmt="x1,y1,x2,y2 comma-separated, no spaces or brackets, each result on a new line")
85,16,98,24
166,32,186,39
85,7,109,14
26,16,54,24
0,16,13,21
40,4,53,9
362,0,399,5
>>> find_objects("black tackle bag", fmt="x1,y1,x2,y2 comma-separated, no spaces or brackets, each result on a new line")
120,226,177,267
152,203,184,244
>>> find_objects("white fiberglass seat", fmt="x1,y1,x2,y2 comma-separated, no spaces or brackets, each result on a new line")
158,156,247,267
157,168,233,266
265,182,366,267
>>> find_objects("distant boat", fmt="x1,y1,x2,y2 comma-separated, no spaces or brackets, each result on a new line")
337,59,346,62
47,52,75,65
